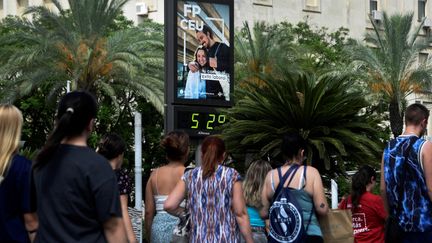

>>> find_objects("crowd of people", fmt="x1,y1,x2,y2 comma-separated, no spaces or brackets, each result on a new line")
1,90,432,243
0,91,136,243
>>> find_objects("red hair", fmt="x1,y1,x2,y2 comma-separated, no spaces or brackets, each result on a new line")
201,136,225,178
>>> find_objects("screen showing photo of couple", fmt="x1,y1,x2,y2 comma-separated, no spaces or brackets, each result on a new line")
176,0,233,106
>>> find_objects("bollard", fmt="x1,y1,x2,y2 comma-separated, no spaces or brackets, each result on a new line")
331,179,338,209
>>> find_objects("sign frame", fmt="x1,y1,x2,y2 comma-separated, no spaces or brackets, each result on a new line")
165,0,235,108
165,0,234,136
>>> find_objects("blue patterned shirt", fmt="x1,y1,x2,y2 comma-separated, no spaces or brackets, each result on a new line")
182,165,241,243
383,135,432,232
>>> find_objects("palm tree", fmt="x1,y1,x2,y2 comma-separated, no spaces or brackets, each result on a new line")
347,12,432,137
0,0,164,113
235,21,295,86
221,70,384,171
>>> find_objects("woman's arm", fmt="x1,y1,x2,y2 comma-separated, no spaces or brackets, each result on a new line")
103,217,127,243
310,167,329,216
164,180,186,216
232,181,253,243
120,195,137,243
260,171,273,219
144,175,155,242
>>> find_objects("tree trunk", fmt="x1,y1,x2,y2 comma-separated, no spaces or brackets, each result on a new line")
389,101,404,138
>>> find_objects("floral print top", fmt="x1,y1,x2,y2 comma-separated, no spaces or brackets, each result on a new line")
182,165,242,243
115,168,132,195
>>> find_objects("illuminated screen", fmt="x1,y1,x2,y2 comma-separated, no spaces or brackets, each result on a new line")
175,0,233,107
174,106,227,136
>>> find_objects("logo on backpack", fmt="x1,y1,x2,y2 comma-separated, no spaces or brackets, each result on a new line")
269,197,303,242
268,165,312,243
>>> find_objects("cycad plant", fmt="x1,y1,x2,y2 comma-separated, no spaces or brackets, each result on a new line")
0,0,164,113
347,12,432,137
222,71,384,170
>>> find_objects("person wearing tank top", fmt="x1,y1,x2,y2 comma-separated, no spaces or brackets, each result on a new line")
144,131,190,243
381,104,432,242
261,133,329,243
241,160,272,243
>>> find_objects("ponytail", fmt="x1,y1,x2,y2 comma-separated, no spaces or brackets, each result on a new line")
201,136,225,179
351,165,376,208
34,91,97,169
34,111,74,169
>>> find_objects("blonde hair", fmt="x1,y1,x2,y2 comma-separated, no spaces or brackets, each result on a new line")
243,160,272,208
0,105,23,177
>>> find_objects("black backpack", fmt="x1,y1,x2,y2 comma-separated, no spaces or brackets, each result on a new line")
268,164,313,243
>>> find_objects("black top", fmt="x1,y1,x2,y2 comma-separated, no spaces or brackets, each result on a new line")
206,42,230,100
32,144,121,243
207,42,230,73
115,168,132,195
0,154,32,243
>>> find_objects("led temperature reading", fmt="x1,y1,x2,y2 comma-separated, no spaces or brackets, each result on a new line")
189,113,226,130
175,108,228,136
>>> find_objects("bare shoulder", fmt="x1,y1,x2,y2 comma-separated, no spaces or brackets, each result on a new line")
263,169,276,186
305,165,320,177
146,170,155,184
422,140,432,153
149,168,158,177
267,168,277,180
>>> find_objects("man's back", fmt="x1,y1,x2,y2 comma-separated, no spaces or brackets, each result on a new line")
383,135,432,232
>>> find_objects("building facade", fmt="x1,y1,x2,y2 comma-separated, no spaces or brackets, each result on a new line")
2,0,430,40
2,0,432,135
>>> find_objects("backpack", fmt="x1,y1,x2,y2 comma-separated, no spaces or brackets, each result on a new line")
268,164,313,243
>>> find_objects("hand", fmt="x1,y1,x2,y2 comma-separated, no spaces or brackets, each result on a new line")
188,62,199,72
209,57,217,69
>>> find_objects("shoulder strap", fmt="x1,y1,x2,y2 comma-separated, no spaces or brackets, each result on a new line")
273,165,300,202
298,165,307,189
286,165,300,187
154,168,160,195
214,43,221,56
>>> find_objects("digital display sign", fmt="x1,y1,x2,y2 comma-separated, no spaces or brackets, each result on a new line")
174,0,233,107
164,0,233,137
174,106,227,137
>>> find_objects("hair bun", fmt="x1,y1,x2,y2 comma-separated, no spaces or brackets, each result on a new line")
160,131,189,161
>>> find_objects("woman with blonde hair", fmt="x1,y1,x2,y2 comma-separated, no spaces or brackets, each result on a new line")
164,135,253,243
0,105,38,242
242,160,272,243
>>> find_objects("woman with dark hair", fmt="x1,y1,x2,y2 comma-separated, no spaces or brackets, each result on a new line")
145,131,190,243
32,91,126,242
339,165,386,243
261,133,328,243
97,133,136,243
164,135,253,243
